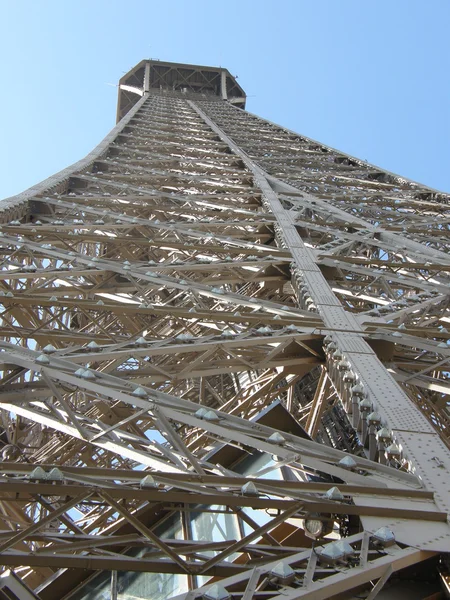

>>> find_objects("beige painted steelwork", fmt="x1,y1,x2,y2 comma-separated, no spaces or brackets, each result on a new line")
0,60,448,600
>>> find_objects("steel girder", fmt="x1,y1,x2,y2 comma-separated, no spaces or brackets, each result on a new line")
0,60,449,600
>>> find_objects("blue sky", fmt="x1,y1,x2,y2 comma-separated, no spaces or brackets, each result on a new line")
1,0,449,199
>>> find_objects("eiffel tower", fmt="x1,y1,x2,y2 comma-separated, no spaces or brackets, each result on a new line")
0,60,449,600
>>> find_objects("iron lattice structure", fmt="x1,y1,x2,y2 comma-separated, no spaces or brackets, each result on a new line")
0,60,449,600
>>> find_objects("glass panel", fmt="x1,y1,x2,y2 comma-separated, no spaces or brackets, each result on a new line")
234,451,283,535
72,451,285,600
69,570,188,600
191,505,239,560
71,514,188,600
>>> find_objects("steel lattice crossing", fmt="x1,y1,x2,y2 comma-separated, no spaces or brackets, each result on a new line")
0,60,449,600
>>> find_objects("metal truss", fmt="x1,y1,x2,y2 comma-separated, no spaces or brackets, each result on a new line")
0,60,449,600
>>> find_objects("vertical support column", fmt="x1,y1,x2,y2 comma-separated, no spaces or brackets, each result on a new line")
111,570,118,600
220,70,228,100
144,61,150,95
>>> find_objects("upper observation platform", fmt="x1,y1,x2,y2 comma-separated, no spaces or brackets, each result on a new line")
117,59,246,121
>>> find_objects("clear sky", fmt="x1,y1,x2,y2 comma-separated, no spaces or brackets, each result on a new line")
1,0,449,199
